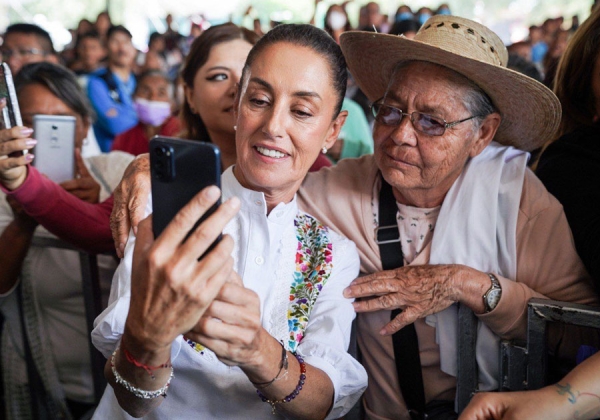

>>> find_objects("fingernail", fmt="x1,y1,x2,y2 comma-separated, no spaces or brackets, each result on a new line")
119,243,125,256
25,139,37,146
25,153,34,162
20,128,34,136
0,98,6,106
379,328,388,335
205,185,220,199
132,226,138,236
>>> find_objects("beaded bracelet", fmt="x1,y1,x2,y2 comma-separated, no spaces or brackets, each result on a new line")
111,346,175,399
256,353,306,415
251,340,289,389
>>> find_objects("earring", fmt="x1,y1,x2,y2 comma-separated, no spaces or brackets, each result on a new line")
321,146,328,154
233,125,237,130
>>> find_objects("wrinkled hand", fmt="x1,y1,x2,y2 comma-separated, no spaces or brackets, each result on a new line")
6,195,38,231
110,153,150,257
124,186,240,353
458,387,565,420
343,264,464,335
59,148,101,203
185,271,265,367
0,120,36,190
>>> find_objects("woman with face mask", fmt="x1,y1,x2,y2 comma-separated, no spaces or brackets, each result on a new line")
324,4,352,44
111,70,180,156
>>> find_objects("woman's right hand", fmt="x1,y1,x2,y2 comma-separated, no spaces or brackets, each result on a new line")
0,124,36,190
123,185,241,355
111,153,151,257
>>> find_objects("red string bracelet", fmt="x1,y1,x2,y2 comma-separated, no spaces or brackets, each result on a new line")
122,346,172,380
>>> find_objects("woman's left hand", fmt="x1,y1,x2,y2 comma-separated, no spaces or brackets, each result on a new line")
59,149,101,203
344,264,488,335
185,272,267,367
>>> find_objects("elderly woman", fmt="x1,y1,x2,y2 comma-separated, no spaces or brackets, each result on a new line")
90,24,367,419
109,15,598,419
297,15,599,418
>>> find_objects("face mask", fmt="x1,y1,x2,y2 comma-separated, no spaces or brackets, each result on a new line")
418,12,432,25
134,97,171,127
328,11,347,31
396,12,414,22
437,8,451,15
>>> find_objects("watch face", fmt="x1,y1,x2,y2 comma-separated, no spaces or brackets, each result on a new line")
487,289,502,309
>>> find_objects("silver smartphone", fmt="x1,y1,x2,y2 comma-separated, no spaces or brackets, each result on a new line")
32,115,76,183
0,62,27,156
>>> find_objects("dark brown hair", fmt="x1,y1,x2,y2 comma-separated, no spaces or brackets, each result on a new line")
180,23,259,142
553,7,600,137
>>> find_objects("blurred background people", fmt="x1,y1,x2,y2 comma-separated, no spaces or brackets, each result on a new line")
111,70,179,156
536,6,600,291
87,25,138,152
323,3,352,44
0,23,58,75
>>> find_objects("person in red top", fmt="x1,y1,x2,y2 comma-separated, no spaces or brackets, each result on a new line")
111,69,180,155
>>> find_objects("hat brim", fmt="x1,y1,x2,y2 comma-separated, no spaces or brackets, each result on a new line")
340,31,561,151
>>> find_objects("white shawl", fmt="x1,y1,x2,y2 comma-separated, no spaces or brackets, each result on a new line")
426,141,529,392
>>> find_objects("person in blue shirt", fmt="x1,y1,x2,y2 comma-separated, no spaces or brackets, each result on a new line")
87,25,138,152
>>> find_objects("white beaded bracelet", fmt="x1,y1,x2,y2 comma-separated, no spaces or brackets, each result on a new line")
110,346,175,399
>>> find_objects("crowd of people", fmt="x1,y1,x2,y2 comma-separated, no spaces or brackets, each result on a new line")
0,1,599,419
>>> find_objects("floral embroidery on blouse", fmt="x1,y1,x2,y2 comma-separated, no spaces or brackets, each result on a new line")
185,213,334,356
287,213,334,352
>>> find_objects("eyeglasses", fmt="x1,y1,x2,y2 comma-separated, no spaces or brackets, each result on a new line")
0,48,46,60
371,100,483,137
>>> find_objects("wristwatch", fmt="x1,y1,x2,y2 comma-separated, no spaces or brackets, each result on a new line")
483,273,502,313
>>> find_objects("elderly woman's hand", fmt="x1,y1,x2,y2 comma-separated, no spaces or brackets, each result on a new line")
344,264,490,334
123,186,241,355
110,153,151,257
0,124,36,190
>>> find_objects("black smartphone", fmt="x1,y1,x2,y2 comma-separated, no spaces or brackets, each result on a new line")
150,136,222,259
0,62,26,157
33,115,76,183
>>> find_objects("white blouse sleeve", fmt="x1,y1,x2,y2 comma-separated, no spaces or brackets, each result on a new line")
297,231,367,419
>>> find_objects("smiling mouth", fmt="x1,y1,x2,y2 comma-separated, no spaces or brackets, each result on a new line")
255,146,287,159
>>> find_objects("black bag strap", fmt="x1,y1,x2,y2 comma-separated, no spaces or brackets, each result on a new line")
377,176,426,419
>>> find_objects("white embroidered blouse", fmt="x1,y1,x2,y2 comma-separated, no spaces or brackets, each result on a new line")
91,167,368,419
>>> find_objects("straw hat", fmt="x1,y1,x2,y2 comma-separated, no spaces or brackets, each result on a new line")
340,15,561,151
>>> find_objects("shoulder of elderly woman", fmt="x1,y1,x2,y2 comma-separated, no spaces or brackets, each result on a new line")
300,154,379,199
520,167,565,222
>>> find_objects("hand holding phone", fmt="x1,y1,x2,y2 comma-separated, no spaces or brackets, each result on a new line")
150,136,222,259
0,62,27,158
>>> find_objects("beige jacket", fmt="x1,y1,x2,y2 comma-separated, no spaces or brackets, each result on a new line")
298,154,598,419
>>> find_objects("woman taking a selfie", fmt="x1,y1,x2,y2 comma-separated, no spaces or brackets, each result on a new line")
90,24,367,419
0,23,330,258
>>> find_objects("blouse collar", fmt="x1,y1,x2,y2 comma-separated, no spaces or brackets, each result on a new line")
221,166,299,225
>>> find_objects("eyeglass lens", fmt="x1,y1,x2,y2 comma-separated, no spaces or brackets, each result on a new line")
372,103,446,136
0,48,43,59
